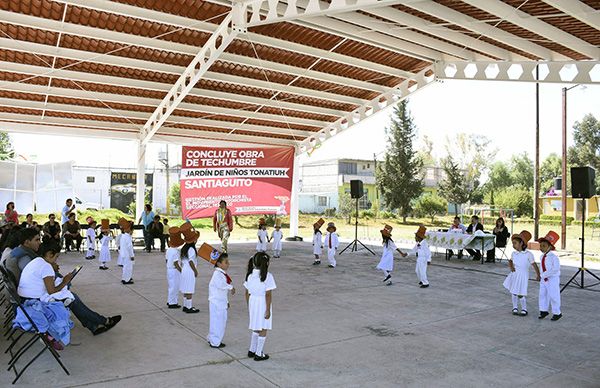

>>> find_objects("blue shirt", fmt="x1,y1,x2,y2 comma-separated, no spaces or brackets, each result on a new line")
140,211,155,227
61,205,72,224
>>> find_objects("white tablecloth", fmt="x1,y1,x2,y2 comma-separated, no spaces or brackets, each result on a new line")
425,231,496,251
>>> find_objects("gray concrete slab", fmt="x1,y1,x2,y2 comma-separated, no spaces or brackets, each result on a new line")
1,242,599,387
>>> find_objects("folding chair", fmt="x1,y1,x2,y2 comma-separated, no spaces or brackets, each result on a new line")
496,246,509,263
0,266,70,384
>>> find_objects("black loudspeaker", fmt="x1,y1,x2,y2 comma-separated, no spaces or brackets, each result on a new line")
350,180,364,199
553,177,562,190
571,167,596,199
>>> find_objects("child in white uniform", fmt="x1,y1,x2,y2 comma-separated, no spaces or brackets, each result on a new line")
312,218,324,265
324,222,339,268
115,232,123,267
270,223,283,258
98,229,113,270
166,227,184,309
400,225,431,288
537,231,562,321
179,222,200,313
377,224,402,285
85,220,97,260
244,252,276,361
118,219,135,285
503,230,540,316
256,219,268,252
207,253,235,348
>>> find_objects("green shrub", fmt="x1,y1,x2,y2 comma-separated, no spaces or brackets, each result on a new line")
540,214,574,223
494,186,533,217
324,208,336,217
414,194,447,222
360,210,375,219
380,211,395,219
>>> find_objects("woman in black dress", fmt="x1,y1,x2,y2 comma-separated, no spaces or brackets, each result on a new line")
487,217,510,262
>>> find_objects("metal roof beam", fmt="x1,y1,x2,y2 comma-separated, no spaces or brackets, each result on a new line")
299,65,436,153
0,61,346,117
0,79,331,127
365,7,526,61
0,97,315,138
49,0,410,78
404,1,568,61
435,60,600,84
460,0,600,60
140,11,239,144
541,0,600,32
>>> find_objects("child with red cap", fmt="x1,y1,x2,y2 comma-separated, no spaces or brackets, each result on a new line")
537,231,562,321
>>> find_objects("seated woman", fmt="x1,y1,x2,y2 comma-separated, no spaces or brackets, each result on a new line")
486,217,510,263
15,242,75,350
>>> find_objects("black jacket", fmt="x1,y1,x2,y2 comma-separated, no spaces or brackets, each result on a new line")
466,223,484,234
493,226,510,248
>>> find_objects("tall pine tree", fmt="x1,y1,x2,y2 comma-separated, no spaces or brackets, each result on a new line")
439,156,470,216
376,100,423,223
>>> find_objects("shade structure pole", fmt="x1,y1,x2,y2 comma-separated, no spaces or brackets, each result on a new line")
289,147,300,238
135,140,146,222
533,65,540,240
561,87,567,250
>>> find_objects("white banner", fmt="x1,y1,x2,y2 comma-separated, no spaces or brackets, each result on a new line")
181,167,290,180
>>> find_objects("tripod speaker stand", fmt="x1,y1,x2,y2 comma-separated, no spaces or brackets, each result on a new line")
561,167,600,292
340,181,375,255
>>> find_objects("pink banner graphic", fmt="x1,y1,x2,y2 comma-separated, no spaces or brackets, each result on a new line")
180,146,295,219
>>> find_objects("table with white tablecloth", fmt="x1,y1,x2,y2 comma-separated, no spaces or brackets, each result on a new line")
425,231,496,264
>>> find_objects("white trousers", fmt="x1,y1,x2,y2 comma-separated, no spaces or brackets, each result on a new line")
122,259,134,281
415,258,429,285
207,302,228,346
539,277,561,314
327,248,336,267
167,268,180,305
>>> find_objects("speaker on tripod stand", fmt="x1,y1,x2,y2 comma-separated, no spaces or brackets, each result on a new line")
561,166,600,291
340,180,375,255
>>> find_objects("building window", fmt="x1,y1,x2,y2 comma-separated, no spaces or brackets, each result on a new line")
86,176,95,183
317,196,328,207
359,189,370,209
339,162,357,175
367,163,370,169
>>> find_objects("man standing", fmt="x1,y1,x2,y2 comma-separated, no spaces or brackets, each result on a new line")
213,200,233,253
62,198,76,225
138,204,155,253
149,215,165,252
466,215,484,261
42,213,61,246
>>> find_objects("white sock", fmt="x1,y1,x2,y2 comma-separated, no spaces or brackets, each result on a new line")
511,295,518,309
250,332,259,352
520,296,527,311
382,270,390,277
256,336,266,357
184,298,192,309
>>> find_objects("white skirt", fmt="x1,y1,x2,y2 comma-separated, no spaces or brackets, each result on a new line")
179,265,196,294
313,244,322,255
503,270,530,296
272,239,283,251
248,294,272,330
99,246,111,263
256,242,267,252
376,255,393,272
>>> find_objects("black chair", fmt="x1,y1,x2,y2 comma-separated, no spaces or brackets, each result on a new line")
0,266,70,384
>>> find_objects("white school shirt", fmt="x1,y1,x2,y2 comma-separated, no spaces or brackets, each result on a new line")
100,235,112,249
271,230,283,248
119,233,134,258
165,247,180,270
409,240,431,262
540,250,560,280
312,231,322,246
244,270,277,296
17,257,55,299
324,232,339,251
208,268,233,308
87,227,96,243
257,229,268,243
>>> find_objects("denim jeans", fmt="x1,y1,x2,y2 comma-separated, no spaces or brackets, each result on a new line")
143,226,152,251
70,293,107,332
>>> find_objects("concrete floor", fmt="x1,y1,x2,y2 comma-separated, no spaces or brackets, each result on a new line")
2,241,600,387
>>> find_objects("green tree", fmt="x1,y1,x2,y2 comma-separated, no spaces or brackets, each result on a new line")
376,100,423,223
418,134,436,167
494,186,533,217
509,153,534,189
445,133,497,190
169,183,181,212
414,193,447,223
486,161,513,204
439,156,470,215
0,132,14,160
337,192,354,224
540,153,563,194
568,114,600,192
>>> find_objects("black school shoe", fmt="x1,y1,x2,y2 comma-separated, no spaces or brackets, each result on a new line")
312,261,321,265
122,279,134,285
551,314,562,321
254,353,270,361
420,284,429,288
328,264,335,268
92,315,122,336
383,274,392,282
538,311,549,319
248,351,256,358
182,307,200,314
167,304,181,309
209,343,226,348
